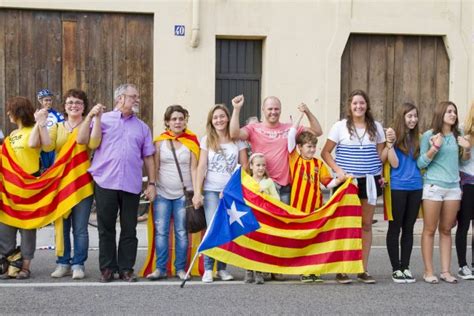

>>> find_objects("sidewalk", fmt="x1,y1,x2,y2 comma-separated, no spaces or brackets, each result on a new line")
35,212,472,249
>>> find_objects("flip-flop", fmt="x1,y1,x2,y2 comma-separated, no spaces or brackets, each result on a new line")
423,274,439,284
440,272,458,284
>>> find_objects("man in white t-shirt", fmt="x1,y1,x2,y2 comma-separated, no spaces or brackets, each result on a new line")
229,95,322,204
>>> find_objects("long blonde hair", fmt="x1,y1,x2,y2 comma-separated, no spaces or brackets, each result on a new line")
463,101,474,138
206,104,231,152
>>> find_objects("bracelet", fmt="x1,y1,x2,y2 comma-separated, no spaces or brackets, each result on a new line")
148,182,157,187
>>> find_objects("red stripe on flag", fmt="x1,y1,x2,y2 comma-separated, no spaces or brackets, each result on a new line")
219,241,362,267
242,183,359,219
0,173,92,220
253,205,361,230
1,152,90,202
246,227,362,249
1,150,89,190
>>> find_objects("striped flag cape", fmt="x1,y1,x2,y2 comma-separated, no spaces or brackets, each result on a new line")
199,168,364,275
0,129,93,255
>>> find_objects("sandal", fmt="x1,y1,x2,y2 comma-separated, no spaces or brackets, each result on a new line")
16,269,31,280
423,274,439,284
440,272,458,284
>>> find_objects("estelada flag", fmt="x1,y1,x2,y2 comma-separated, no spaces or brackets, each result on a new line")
199,168,364,275
0,129,93,255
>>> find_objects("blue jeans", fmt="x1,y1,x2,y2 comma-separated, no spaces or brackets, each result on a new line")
203,191,226,271
154,195,188,273
57,195,93,270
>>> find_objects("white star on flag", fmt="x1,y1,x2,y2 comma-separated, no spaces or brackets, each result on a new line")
227,201,247,227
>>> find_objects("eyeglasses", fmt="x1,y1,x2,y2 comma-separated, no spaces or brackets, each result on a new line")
65,101,84,106
123,94,140,100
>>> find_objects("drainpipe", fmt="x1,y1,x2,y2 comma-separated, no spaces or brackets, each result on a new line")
190,0,200,48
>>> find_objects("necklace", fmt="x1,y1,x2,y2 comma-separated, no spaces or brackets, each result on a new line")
65,120,82,132
354,128,367,149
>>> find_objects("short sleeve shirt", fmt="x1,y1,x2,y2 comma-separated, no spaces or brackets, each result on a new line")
200,135,247,192
327,119,385,177
243,122,304,186
88,111,155,194
289,152,332,212
8,127,41,174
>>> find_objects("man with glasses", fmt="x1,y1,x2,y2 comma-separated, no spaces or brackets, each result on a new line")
77,83,156,282
36,89,64,170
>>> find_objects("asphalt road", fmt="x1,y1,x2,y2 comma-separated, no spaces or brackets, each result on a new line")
1,247,473,315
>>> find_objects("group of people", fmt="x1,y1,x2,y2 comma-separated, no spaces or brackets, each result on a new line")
0,84,472,286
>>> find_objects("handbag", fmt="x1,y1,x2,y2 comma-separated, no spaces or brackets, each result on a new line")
169,140,207,233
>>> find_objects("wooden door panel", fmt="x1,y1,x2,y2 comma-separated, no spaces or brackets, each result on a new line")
341,34,449,131
0,9,153,133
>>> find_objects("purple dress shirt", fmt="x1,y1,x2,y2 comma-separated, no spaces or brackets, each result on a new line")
88,110,155,194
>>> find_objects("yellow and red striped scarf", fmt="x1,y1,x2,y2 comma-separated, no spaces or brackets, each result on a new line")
0,129,93,256
154,129,200,159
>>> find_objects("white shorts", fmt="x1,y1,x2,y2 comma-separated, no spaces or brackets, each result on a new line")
422,184,462,201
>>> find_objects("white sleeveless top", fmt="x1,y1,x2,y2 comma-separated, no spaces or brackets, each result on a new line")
157,141,192,199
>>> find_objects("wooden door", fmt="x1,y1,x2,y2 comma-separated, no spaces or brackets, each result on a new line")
0,9,153,133
341,34,449,131
216,39,262,125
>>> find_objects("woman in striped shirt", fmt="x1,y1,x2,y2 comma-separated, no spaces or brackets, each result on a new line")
321,89,386,284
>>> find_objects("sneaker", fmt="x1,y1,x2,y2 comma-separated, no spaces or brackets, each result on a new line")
51,265,71,278
146,269,167,281
244,270,255,283
357,271,376,284
391,270,406,284
402,269,416,283
336,273,352,284
312,274,324,283
176,270,191,280
217,270,234,281
72,268,85,280
300,274,314,283
202,270,213,283
457,265,474,280
255,272,264,284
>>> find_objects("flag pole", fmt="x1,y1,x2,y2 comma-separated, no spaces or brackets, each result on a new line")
180,250,199,288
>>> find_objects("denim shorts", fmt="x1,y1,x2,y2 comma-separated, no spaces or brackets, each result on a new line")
422,184,462,201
